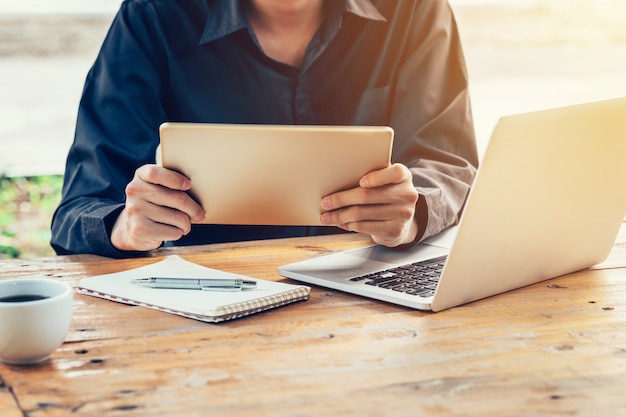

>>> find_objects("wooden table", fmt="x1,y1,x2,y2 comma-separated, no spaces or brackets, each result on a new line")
1,221,625,417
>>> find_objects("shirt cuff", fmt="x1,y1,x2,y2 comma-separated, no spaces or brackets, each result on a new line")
416,187,459,242
82,204,149,258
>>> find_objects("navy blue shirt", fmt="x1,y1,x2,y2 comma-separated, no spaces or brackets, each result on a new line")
51,0,478,257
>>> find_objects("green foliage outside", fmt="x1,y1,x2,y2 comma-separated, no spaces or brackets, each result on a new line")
0,175,63,259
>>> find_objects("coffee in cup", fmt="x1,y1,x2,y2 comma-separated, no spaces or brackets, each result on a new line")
0,278,73,365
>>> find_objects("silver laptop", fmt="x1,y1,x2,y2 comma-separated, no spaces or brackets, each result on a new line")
159,123,393,225
278,97,626,312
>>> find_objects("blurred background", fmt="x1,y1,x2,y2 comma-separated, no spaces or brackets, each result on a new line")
1,0,625,258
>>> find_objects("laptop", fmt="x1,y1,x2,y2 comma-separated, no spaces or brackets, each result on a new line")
159,123,393,225
278,97,626,312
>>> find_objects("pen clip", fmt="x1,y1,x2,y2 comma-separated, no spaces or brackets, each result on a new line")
200,286,243,292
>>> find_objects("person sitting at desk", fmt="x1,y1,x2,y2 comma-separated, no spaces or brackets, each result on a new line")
50,0,479,257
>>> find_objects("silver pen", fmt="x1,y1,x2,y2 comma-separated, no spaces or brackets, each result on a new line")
131,277,256,291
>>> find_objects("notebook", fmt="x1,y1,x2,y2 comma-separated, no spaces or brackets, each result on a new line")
158,123,393,225
78,255,311,322
278,96,626,312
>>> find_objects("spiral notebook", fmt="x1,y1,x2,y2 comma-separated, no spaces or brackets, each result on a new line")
78,255,310,323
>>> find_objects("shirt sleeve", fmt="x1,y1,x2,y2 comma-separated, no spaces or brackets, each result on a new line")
389,1,479,242
50,2,167,257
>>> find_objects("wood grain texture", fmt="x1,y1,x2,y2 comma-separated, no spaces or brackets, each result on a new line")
1,223,625,417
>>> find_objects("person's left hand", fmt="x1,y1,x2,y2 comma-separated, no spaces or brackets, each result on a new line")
320,163,420,247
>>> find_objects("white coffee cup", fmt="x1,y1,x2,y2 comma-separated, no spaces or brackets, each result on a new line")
0,279,73,365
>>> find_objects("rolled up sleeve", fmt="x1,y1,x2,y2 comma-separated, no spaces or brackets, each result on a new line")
389,1,479,241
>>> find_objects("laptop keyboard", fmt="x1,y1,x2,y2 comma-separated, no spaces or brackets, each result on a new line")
349,255,448,298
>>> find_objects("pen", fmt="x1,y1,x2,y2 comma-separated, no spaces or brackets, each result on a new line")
131,277,257,291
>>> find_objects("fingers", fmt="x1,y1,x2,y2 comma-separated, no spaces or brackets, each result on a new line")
136,164,191,191
110,165,206,252
320,163,420,247
325,207,418,248
359,163,411,188
322,198,415,227
322,164,413,209
131,165,205,223
124,180,205,226
111,207,188,251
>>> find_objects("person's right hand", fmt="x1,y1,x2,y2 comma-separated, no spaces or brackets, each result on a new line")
110,164,206,252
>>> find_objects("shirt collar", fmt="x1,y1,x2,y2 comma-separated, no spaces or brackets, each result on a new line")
199,0,248,45
343,0,386,21
199,0,386,45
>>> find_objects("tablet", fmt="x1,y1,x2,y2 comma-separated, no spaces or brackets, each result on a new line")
159,123,394,225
